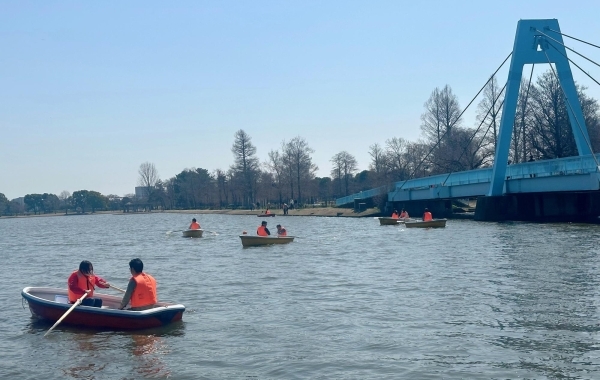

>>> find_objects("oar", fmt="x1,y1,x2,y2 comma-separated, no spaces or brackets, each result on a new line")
108,285,125,293
109,284,126,293
44,292,87,337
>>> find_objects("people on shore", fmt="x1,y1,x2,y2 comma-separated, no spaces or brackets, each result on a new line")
283,203,289,215
422,208,433,222
276,224,287,236
68,260,110,308
257,221,271,236
400,209,409,219
119,258,157,311
189,218,201,230
391,210,399,219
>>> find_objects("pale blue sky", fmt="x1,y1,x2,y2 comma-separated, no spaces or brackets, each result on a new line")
2,1,600,199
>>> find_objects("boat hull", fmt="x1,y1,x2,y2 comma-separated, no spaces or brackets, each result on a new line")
182,229,204,238
257,214,276,217
22,287,185,330
378,217,411,225
404,219,447,228
239,235,294,247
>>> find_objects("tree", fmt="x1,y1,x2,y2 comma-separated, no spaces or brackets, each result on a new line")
330,151,358,196
59,190,71,214
0,193,8,216
284,136,318,205
231,129,259,207
475,76,504,153
87,191,107,213
421,85,462,145
138,162,160,202
24,194,44,214
71,190,90,213
267,149,286,205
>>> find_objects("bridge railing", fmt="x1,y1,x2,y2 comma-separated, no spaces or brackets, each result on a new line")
335,154,600,205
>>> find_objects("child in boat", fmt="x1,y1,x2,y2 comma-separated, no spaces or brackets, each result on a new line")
276,224,287,236
67,260,110,308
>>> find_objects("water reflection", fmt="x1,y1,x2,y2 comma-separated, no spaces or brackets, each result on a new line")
130,334,171,378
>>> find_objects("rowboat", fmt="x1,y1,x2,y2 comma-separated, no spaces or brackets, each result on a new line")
404,219,447,228
239,235,294,247
22,287,185,330
257,214,276,217
378,217,411,225
182,229,204,238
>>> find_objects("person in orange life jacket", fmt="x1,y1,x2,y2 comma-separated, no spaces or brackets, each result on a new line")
391,210,399,219
422,208,433,222
257,221,270,236
400,208,409,218
265,208,271,215
276,224,287,236
119,258,158,311
67,260,110,308
189,218,201,230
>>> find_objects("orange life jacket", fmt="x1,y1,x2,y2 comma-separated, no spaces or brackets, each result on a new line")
68,270,95,302
130,273,157,308
189,222,201,230
265,210,271,214
391,212,399,219
257,226,268,236
423,212,433,221
278,228,287,236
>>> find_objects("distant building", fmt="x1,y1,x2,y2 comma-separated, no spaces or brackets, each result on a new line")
135,187,150,199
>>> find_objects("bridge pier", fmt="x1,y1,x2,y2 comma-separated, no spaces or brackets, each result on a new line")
475,192,600,223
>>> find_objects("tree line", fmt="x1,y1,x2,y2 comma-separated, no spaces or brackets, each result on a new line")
2,69,599,215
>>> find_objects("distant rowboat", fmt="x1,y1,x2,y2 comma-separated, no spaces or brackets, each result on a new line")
182,229,204,238
404,219,447,228
239,235,294,247
257,214,276,217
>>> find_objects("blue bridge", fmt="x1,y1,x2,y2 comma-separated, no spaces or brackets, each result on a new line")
335,19,600,222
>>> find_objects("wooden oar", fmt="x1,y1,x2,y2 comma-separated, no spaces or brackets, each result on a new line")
109,284,126,293
44,292,87,337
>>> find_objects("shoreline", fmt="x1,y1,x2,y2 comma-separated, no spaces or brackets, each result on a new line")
0,207,382,219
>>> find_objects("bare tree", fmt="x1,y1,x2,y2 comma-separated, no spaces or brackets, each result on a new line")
421,85,462,145
284,136,317,205
330,151,358,196
138,162,160,200
231,129,259,207
59,190,71,214
476,76,504,156
267,149,286,205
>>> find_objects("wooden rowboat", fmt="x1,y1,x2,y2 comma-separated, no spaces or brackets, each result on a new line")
378,217,411,225
239,235,294,247
22,287,185,330
404,219,447,228
182,229,204,238
257,214,276,217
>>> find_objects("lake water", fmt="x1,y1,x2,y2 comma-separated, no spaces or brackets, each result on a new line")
1,212,600,379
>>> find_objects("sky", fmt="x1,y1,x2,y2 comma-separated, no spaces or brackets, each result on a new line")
2,0,600,199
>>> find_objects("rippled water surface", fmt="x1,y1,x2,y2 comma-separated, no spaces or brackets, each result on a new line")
1,212,600,379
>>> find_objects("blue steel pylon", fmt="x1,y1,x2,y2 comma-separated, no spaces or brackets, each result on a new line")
488,19,592,196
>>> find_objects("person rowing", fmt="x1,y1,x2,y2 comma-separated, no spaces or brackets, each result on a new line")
276,224,287,236
67,260,110,308
391,210,399,219
189,218,201,230
422,208,433,222
257,221,271,236
400,208,409,219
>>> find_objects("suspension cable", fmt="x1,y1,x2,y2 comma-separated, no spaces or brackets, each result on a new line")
542,50,600,168
392,52,513,193
547,41,600,87
547,29,600,50
534,28,600,69
521,63,535,162
441,82,507,186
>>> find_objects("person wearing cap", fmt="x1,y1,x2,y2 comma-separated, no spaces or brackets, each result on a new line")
422,208,433,222
257,221,271,236
276,224,287,236
189,218,201,230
